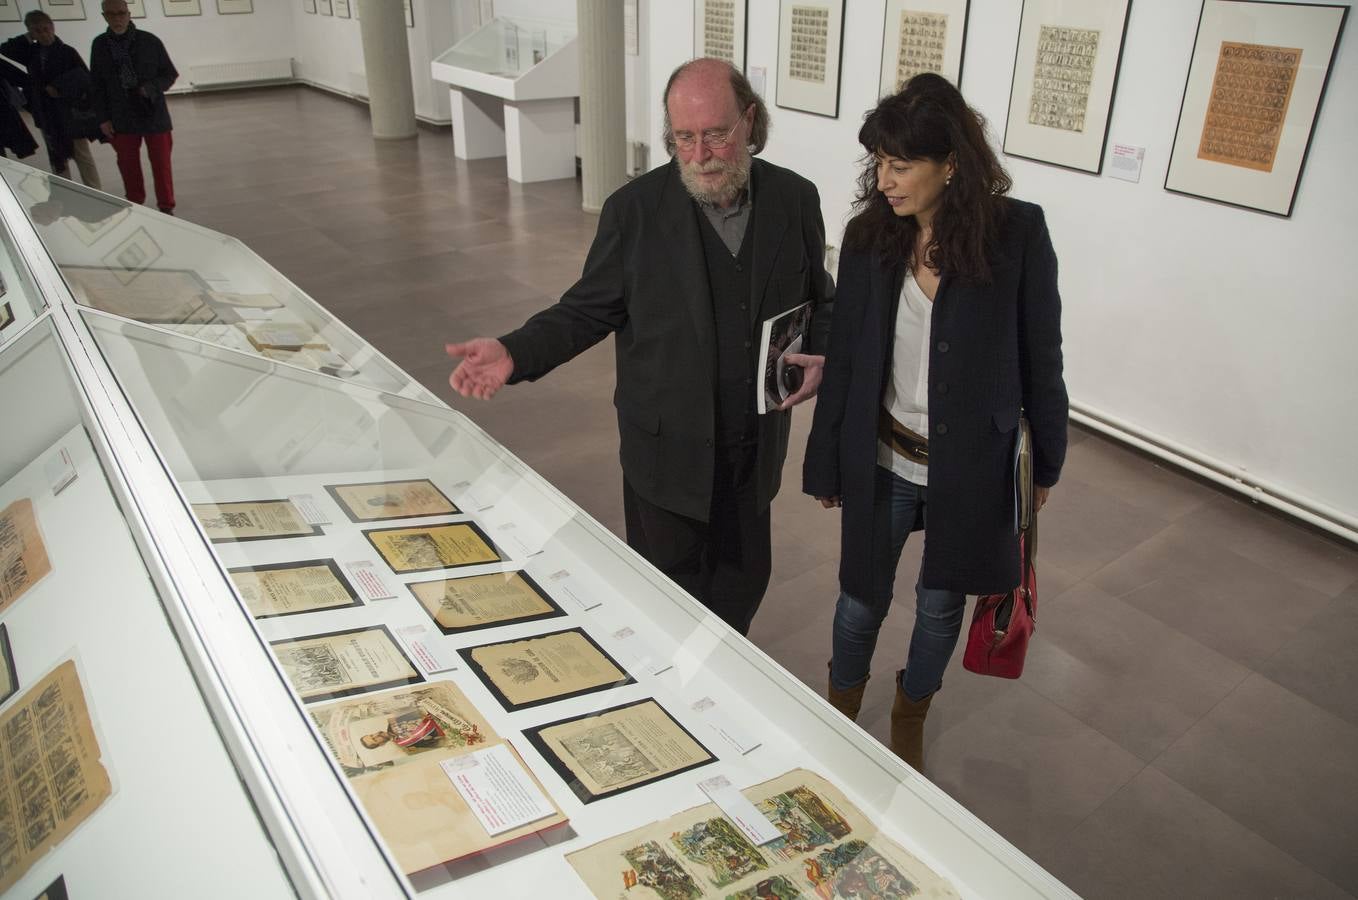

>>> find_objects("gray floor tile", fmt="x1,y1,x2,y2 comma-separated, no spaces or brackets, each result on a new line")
1257,585,1358,727
1037,476,1173,578
1154,675,1358,895
925,685,1146,865
1047,768,1353,900
1021,582,1250,761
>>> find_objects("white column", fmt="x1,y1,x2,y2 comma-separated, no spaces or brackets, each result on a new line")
355,0,417,139
577,0,627,213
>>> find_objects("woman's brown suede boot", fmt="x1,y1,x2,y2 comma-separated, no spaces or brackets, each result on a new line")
826,662,869,721
890,673,933,772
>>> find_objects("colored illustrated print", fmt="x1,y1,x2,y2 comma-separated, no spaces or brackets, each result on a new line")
671,816,768,887
758,786,851,860
803,840,920,900
622,840,703,900
726,874,811,899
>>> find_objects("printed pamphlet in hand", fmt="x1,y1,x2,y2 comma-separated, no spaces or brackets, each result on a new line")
757,302,812,414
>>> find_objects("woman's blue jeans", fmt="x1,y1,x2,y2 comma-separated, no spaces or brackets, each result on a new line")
829,467,967,702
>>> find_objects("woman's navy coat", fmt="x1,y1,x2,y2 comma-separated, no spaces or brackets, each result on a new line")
803,198,1068,602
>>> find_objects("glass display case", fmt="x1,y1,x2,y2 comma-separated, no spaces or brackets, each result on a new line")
0,159,1077,898
431,17,580,183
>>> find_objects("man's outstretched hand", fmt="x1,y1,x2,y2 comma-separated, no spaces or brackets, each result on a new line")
446,338,514,400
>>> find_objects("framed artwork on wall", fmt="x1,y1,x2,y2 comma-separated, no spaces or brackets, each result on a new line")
38,0,86,22
404,0,414,28
216,0,252,14
303,0,316,13
878,0,970,96
775,0,846,118
0,1,20,23
334,0,349,19
1165,0,1348,217
1001,0,1132,174
161,0,202,15
694,0,748,70
317,0,331,15
127,0,147,18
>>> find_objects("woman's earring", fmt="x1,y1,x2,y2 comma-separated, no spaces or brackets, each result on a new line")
945,173,953,186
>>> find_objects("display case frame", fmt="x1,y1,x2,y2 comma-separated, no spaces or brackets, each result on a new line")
0,160,1079,899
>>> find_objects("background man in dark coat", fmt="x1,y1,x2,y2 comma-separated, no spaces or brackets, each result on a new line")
89,0,177,213
2,10,102,188
445,58,834,635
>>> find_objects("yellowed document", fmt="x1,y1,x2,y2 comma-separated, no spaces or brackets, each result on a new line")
0,660,113,895
411,570,562,633
0,498,53,614
465,628,631,710
271,626,421,702
365,522,501,574
568,769,960,899
525,698,715,803
63,265,215,324
229,560,358,619
326,478,459,523
192,499,320,543
310,680,567,874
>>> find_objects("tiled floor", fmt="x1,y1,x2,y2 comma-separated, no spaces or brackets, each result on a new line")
146,87,1358,898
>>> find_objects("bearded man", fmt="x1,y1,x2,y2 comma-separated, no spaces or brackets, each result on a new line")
447,58,833,635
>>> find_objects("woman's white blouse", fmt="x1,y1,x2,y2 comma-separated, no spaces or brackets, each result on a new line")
878,268,933,486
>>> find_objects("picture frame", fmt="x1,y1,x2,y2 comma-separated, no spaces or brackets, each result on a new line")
404,0,413,28
1165,0,1348,217
161,0,202,16
38,0,86,22
334,0,350,18
1002,0,1133,174
303,0,316,14
0,1,21,24
216,0,253,14
775,0,847,118
694,0,747,70
127,0,147,18
878,0,970,96
317,0,331,15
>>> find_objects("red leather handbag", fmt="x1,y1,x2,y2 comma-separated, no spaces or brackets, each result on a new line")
963,525,1037,679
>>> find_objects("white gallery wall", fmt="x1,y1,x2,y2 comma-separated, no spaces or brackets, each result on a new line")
648,0,1358,534
2,0,295,73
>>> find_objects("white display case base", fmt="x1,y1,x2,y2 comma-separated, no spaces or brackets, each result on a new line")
449,87,506,161
505,97,577,183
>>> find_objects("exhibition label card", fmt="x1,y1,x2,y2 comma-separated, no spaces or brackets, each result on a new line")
1108,143,1145,183
345,560,399,601
698,774,783,846
395,623,461,674
287,492,331,525
692,696,762,755
442,744,558,837
611,626,673,676
44,447,77,495
546,568,603,612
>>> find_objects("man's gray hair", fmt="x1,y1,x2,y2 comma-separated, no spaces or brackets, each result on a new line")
661,58,770,157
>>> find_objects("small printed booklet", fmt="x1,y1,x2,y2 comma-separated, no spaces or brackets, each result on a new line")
757,302,812,413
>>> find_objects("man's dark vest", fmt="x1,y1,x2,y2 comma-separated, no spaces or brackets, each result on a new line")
696,208,756,447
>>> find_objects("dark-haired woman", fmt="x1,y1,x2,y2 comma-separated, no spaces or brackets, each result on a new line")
803,74,1067,771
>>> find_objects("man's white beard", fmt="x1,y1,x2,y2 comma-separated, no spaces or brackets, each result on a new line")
679,151,752,206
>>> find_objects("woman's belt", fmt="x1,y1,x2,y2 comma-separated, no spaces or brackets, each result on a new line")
878,410,929,465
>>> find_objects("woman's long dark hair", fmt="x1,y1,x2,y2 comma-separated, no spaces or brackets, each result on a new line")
845,74,1011,282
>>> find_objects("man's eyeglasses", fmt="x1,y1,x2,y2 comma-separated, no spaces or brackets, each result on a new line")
673,105,752,151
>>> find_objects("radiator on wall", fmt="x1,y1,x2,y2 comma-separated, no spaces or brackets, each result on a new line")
187,58,295,89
